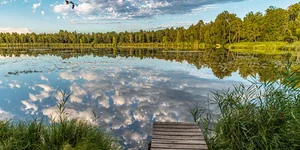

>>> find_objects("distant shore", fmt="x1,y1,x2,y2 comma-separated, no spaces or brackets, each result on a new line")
0,42,207,50
0,42,299,51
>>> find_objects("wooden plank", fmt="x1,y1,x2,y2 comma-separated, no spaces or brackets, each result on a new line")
153,125,200,129
151,149,205,150
154,122,197,126
153,124,199,127
153,128,201,132
151,148,208,150
152,131,202,136
152,135,205,140
151,143,208,149
150,122,207,150
151,139,207,145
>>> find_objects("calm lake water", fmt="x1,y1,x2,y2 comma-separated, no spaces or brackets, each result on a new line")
0,48,298,149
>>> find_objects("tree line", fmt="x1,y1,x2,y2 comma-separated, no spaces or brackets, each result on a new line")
1,2,300,45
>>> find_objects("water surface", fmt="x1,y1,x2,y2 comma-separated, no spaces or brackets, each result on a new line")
0,48,298,149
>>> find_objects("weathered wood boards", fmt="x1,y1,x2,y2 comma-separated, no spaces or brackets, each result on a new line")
150,122,208,150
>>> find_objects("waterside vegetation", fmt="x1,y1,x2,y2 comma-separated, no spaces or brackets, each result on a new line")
190,65,300,149
0,91,119,150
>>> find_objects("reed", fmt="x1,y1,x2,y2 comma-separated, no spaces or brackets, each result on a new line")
0,90,120,150
190,64,300,150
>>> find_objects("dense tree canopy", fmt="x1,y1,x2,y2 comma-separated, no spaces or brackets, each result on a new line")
1,2,300,45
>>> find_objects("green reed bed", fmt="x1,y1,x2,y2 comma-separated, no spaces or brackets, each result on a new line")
191,67,300,150
0,91,119,150
227,42,300,51
229,49,299,56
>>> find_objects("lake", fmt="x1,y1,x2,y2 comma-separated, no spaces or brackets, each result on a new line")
0,48,299,149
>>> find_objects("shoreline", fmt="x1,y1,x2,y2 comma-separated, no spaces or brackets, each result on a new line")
0,42,299,51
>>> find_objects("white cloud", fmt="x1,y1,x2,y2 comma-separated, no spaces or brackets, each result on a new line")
0,109,13,120
0,28,32,34
41,75,48,81
60,72,76,81
0,80,2,84
21,101,38,115
41,11,45,15
75,3,95,15
29,91,50,102
133,110,148,122
70,95,82,103
80,72,98,81
43,107,97,125
69,83,87,103
53,4,70,14
32,2,41,13
60,71,99,82
99,94,110,108
131,132,143,141
51,0,236,23
1,1,6,4
8,83,20,89
35,84,53,92
112,91,125,106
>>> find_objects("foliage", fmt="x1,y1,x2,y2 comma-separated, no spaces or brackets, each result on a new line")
190,65,300,150
0,91,119,150
242,12,263,42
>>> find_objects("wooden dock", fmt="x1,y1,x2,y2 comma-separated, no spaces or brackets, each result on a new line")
150,122,208,150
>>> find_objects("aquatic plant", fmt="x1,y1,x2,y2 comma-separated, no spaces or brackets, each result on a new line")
191,65,300,149
0,90,119,150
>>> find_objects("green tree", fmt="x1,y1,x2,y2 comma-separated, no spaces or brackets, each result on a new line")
262,6,288,41
287,3,300,40
214,11,240,44
242,12,263,42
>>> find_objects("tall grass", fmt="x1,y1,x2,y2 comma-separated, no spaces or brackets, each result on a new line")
227,42,300,51
0,90,119,150
191,64,300,149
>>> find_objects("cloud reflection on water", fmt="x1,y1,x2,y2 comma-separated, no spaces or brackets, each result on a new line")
0,108,13,120
43,63,235,148
1,55,242,149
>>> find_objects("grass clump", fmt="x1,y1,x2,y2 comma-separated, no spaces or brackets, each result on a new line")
191,67,300,149
0,91,119,150
227,41,300,51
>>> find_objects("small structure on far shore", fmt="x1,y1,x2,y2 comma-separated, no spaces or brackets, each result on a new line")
149,122,208,150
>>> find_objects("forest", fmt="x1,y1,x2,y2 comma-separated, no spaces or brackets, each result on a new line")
0,2,300,45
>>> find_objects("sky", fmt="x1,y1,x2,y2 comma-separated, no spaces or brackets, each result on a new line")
0,0,298,33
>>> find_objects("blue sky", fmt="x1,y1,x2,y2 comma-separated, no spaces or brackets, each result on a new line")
0,0,298,33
